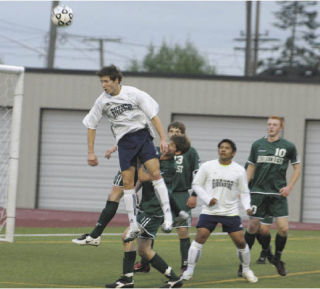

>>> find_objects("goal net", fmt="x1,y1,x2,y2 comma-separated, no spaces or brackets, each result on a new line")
0,65,24,242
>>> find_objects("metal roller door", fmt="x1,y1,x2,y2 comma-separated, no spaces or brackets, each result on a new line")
37,109,124,212
173,114,267,217
302,121,320,223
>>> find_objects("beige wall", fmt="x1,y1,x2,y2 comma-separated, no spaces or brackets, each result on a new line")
17,71,320,221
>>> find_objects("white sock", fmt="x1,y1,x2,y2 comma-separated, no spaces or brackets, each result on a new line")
237,244,251,272
152,178,172,223
123,189,137,229
187,240,203,270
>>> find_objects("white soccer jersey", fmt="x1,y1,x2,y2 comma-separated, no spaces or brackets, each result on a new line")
83,85,159,143
192,159,250,216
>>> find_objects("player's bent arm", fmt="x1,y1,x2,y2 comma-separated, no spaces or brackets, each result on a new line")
246,163,255,183
288,163,301,189
105,145,118,159
192,184,212,205
280,163,301,196
151,115,168,154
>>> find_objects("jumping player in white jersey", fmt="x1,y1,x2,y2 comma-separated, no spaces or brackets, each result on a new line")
181,139,258,284
82,65,172,242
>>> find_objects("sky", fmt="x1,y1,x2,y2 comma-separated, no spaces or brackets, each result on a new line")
0,0,317,76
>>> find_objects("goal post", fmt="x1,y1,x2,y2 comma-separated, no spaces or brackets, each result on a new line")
0,64,24,242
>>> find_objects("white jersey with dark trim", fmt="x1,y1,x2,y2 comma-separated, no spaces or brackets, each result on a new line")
192,159,250,216
83,85,159,143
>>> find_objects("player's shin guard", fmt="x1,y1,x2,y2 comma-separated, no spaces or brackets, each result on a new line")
90,201,119,238
152,178,172,226
237,244,251,272
123,189,138,229
275,233,287,261
245,231,256,249
187,241,203,270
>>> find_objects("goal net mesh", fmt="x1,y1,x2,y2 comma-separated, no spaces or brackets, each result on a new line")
0,68,20,239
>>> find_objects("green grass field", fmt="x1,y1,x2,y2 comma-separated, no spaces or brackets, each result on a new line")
1,227,319,288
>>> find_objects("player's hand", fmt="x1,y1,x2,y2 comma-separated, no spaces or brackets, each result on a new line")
105,145,118,159
279,186,291,197
187,196,197,208
159,140,168,155
247,209,254,216
208,198,217,206
88,152,98,166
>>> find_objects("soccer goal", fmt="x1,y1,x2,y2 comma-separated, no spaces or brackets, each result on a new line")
0,65,24,243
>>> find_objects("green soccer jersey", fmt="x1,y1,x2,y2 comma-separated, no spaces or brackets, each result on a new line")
248,137,300,194
139,155,176,216
172,146,200,193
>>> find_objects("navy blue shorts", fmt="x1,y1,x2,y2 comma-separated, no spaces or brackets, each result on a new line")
117,128,158,171
196,214,243,233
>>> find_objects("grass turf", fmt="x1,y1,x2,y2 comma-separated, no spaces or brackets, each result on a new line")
0,227,319,288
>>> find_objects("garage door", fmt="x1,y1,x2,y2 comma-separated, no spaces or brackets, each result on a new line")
173,114,267,217
37,109,125,212
302,121,320,223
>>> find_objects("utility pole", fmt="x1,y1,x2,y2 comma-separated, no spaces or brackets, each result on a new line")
85,37,122,67
245,1,252,76
47,1,59,68
234,1,280,75
253,1,260,75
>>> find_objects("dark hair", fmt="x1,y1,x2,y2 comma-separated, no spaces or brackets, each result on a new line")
97,65,123,82
170,135,190,154
218,139,237,152
167,121,186,134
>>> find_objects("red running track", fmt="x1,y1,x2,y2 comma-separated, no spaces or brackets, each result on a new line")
14,208,320,231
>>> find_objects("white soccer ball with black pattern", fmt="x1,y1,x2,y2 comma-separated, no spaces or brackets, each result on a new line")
51,5,73,27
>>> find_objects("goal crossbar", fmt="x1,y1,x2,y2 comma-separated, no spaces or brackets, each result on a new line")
0,64,24,242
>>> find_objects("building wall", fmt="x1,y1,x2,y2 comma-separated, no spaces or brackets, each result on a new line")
15,70,320,221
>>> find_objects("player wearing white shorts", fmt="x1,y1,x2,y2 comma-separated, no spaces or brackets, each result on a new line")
82,65,172,242
182,139,258,284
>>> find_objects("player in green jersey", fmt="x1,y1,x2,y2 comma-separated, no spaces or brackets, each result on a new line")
105,135,190,288
244,116,301,277
72,145,126,246
134,121,200,274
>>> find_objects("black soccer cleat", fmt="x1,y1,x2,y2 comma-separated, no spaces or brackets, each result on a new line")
256,250,267,264
161,278,183,288
271,258,287,276
105,276,134,288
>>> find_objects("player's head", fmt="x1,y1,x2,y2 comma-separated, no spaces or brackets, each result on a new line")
97,65,123,96
217,139,236,162
168,135,190,156
167,121,186,138
267,116,284,138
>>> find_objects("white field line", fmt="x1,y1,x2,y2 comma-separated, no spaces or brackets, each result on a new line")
0,232,227,237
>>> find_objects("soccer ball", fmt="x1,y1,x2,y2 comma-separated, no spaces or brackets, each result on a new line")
51,5,73,27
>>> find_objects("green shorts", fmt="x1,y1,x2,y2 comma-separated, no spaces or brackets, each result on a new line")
137,211,164,239
112,170,123,186
260,215,274,225
171,191,192,228
251,193,288,219
112,170,138,187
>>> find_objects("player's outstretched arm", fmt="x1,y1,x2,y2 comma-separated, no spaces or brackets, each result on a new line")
87,128,98,166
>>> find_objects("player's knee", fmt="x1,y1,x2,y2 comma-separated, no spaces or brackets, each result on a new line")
108,187,123,202
277,226,288,236
260,226,270,236
247,219,260,234
236,240,246,249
